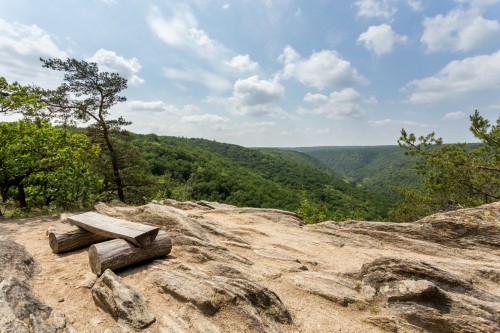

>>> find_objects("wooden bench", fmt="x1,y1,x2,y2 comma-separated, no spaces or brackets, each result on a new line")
67,212,159,247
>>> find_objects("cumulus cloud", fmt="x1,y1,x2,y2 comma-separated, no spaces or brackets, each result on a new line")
406,0,423,11
456,0,500,7
354,0,423,17
208,75,289,117
278,45,367,90
147,5,229,61
368,119,432,128
421,7,500,53
443,111,467,120
354,0,398,18
302,88,375,119
88,49,145,85
182,114,229,123
234,75,284,106
404,50,500,104
357,24,408,56
147,5,261,91
116,100,200,115
0,19,67,86
226,54,259,72
163,66,232,92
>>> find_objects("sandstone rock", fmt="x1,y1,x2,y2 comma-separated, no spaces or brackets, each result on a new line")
198,220,249,244
92,269,155,329
330,202,500,253
162,199,214,211
5,199,500,333
150,264,291,331
357,256,500,333
160,305,221,333
0,299,30,333
96,203,209,242
0,240,36,283
359,257,473,293
381,279,446,304
0,276,52,322
288,271,371,306
77,272,97,289
0,240,56,333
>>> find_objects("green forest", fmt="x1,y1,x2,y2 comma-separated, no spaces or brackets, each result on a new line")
1,58,499,222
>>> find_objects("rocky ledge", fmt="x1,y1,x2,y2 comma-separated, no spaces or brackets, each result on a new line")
0,201,499,332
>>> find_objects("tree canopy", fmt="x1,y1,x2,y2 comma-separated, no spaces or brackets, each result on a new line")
390,110,499,221
0,77,43,116
40,58,130,201
0,120,100,215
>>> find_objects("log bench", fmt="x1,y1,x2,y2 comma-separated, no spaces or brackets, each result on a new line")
67,212,159,247
48,212,172,275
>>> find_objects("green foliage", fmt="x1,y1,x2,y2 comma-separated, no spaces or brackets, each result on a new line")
293,145,422,202
0,120,101,214
296,190,328,224
123,134,392,221
390,111,499,221
39,57,130,201
0,77,43,116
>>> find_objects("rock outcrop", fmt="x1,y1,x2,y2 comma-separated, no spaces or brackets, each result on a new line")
0,240,57,332
1,201,499,332
92,269,155,329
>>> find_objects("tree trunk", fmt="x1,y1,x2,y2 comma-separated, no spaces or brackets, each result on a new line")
88,231,172,275
101,121,125,202
17,183,27,208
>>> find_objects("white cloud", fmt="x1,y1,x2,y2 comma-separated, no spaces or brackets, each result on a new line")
147,5,228,61
303,93,329,104
302,88,373,119
182,114,229,123
222,3,230,10
355,0,422,17
301,127,331,135
406,0,423,11
354,0,397,18
357,24,408,56
163,66,232,92
456,0,500,7
443,111,467,120
100,0,117,5
226,54,259,72
421,8,500,53
116,100,185,114
208,75,289,117
279,45,367,90
404,50,500,104
368,119,430,128
0,19,67,87
88,49,145,86
234,75,284,106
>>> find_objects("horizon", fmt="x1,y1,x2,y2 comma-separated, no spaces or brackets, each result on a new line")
1,0,499,147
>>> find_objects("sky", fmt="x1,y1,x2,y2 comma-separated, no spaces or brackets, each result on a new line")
1,0,500,147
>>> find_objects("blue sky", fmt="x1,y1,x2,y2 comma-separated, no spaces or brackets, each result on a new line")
1,0,499,147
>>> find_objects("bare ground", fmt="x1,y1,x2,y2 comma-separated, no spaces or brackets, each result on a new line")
1,200,499,333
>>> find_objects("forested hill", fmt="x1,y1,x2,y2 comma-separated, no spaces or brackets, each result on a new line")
291,146,422,200
122,133,393,221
